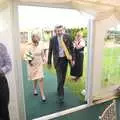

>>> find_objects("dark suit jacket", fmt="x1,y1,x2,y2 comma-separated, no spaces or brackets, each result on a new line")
47,34,74,68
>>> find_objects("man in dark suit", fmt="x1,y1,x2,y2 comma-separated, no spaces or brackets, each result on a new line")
47,25,74,103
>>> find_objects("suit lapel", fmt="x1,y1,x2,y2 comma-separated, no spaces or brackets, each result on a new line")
55,36,59,53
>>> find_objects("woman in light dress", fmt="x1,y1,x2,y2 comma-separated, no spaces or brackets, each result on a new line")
25,34,46,102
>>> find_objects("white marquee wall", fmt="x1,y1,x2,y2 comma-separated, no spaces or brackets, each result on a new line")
0,1,20,120
92,15,120,96
0,1,26,120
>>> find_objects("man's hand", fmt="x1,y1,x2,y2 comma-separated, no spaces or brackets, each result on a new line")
71,60,75,66
47,64,52,69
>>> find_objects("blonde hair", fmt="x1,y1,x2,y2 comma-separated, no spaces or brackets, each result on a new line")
76,31,83,37
31,34,40,40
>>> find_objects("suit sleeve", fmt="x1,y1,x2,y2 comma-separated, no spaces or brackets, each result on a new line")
47,38,53,65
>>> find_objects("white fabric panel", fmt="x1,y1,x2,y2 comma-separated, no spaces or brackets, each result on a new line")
95,9,114,21
92,20,105,95
0,0,6,4
115,9,120,21
72,0,113,17
92,15,120,96
19,0,120,6
82,0,120,6
0,2,20,120
98,0,120,6
19,0,120,5
20,0,71,4
0,1,8,11
72,1,120,22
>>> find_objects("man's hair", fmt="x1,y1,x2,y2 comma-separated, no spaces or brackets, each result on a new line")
55,25,63,29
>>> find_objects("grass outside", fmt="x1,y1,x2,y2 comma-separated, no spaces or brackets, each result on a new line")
102,47,120,87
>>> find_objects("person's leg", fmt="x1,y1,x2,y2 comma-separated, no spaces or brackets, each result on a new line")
56,67,64,104
56,65,62,96
38,78,46,101
56,58,68,98
62,58,68,85
33,80,38,95
79,53,84,77
61,58,68,97
0,104,9,120
0,75,10,120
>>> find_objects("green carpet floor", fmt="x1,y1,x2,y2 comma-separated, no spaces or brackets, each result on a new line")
22,61,85,120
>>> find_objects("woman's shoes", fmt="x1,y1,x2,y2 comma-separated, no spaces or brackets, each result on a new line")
71,76,77,80
71,76,80,81
33,89,38,96
33,90,46,102
41,95,46,102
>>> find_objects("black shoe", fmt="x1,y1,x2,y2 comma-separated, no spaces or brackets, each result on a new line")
58,96,64,104
33,93,38,96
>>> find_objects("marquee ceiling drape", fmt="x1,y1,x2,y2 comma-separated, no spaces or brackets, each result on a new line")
19,0,120,6
1,0,120,20
18,0,120,21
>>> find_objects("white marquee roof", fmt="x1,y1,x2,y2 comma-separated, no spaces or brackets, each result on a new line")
16,0,120,21
19,0,120,6
0,0,120,21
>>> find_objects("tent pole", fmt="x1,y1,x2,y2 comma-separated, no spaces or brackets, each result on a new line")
86,19,95,104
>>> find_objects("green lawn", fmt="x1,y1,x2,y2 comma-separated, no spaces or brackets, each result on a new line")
66,46,120,97
102,47,120,87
